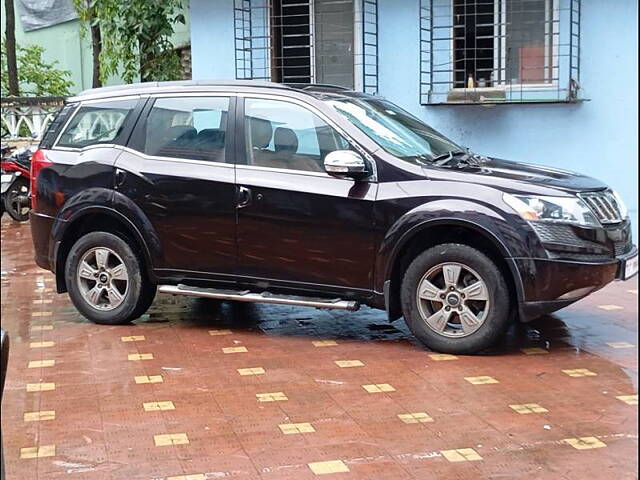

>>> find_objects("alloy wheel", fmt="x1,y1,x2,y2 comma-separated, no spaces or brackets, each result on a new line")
416,262,490,338
76,247,129,311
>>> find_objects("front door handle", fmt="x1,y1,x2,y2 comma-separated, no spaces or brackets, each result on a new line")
237,186,252,209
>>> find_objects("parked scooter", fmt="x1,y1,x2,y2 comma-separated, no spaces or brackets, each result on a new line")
1,144,36,222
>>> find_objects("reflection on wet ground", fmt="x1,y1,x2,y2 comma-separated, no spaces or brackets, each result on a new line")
1,216,638,479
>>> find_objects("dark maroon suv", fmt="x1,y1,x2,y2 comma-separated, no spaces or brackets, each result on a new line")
29,81,637,353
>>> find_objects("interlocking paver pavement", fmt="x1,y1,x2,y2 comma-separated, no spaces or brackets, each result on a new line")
1,217,637,479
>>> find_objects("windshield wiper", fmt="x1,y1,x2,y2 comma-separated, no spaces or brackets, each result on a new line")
432,149,484,168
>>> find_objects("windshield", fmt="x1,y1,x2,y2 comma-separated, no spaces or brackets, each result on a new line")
324,97,461,165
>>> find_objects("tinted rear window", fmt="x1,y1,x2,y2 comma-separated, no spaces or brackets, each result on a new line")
56,99,137,148
144,97,230,162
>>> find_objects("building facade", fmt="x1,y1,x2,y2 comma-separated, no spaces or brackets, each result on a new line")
190,0,638,236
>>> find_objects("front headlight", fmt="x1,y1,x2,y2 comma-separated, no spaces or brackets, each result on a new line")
503,193,600,227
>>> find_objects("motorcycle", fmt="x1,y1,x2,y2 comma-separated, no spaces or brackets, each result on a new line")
1,144,37,222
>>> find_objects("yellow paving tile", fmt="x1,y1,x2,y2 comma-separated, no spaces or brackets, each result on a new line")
20,445,55,459
628,289,638,295
606,341,634,349
279,422,316,434
312,340,338,347
128,353,154,361
562,368,597,377
154,433,189,446
222,346,247,354
464,376,499,385
597,304,623,311
509,403,548,414
237,367,265,376
441,448,483,462
32,299,52,304
29,341,55,349
308,460,349,475
31,311,52,317
135,375,163,384
616,395,638,405
27,360,55,368
563,437,607,450
521,347,549,355
26,383,55,392
362,383,396,393
30,325,53,332
256,392,288,402
167,475,206,480
334,360,364,368
398,412,433,424
208,329,233,336
143,401,176,411
121,335,146,342
428,354,458,361
24,410,55,422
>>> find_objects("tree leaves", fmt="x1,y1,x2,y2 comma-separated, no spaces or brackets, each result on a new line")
0,44,73,97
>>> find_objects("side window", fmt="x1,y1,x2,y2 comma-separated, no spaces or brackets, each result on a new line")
57,99,136,148
144,97,229,162
244,98,350,172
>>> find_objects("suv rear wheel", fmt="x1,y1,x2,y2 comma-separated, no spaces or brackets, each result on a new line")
65,232,156,325
400,243,510,354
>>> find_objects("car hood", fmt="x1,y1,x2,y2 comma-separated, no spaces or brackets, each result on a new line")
425,156,608,194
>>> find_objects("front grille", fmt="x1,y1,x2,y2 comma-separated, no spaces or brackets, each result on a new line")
615,241,632,257
578,190,624,224
531,223,601,249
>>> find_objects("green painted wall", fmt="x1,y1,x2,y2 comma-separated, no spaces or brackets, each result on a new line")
1,1,190,94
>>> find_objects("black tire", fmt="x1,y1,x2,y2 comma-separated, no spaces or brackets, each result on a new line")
4,177,30,222
65,231,155,325
400,243,510,354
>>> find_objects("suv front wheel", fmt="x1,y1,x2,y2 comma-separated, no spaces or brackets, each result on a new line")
65,232,156,325
400,243,510,354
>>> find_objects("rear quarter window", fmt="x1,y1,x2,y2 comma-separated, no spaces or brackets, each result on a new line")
56,99,137,149
39,102,78,149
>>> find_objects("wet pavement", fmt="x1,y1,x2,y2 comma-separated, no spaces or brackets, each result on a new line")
0,216,638,479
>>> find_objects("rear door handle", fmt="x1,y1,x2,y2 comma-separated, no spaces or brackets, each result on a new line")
115,168,127,188
237,186,252,209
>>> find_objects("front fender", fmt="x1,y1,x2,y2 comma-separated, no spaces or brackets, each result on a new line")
374,198,543,298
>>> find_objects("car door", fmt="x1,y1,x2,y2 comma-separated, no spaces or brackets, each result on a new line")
114,94,238,276
235,95,377,292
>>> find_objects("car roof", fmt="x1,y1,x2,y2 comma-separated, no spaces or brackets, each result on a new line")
70,80,374,102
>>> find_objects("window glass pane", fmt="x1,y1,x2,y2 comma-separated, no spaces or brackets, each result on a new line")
506,0,552,84
314,0,355,88
245,98,350,172
57,99,136,148
144,97,229,162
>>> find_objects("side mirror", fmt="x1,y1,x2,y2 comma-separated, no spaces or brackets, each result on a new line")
324,150,368,179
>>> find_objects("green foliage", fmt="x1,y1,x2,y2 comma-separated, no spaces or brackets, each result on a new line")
1,44,73,97
73,0,186,84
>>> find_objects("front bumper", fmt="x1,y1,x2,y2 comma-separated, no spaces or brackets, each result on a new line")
514,245,638,321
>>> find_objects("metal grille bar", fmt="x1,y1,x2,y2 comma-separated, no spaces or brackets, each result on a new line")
420,0,582,105
578,191,624,224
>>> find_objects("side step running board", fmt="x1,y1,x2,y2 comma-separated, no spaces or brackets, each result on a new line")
158,284,360,311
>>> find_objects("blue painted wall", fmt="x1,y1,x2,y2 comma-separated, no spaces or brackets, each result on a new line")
190,0,638,237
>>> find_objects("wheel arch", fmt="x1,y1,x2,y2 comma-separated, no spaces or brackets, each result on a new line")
383,218,524,321
53,206,155,293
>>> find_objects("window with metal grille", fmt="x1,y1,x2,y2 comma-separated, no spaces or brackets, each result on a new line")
420,0,581,104
234,0,378,93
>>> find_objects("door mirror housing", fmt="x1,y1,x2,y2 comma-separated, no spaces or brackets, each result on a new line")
324,150,368,179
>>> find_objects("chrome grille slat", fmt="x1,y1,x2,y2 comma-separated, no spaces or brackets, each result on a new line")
579,190,623,224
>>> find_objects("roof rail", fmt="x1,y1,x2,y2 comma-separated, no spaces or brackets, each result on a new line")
284,83,352,92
